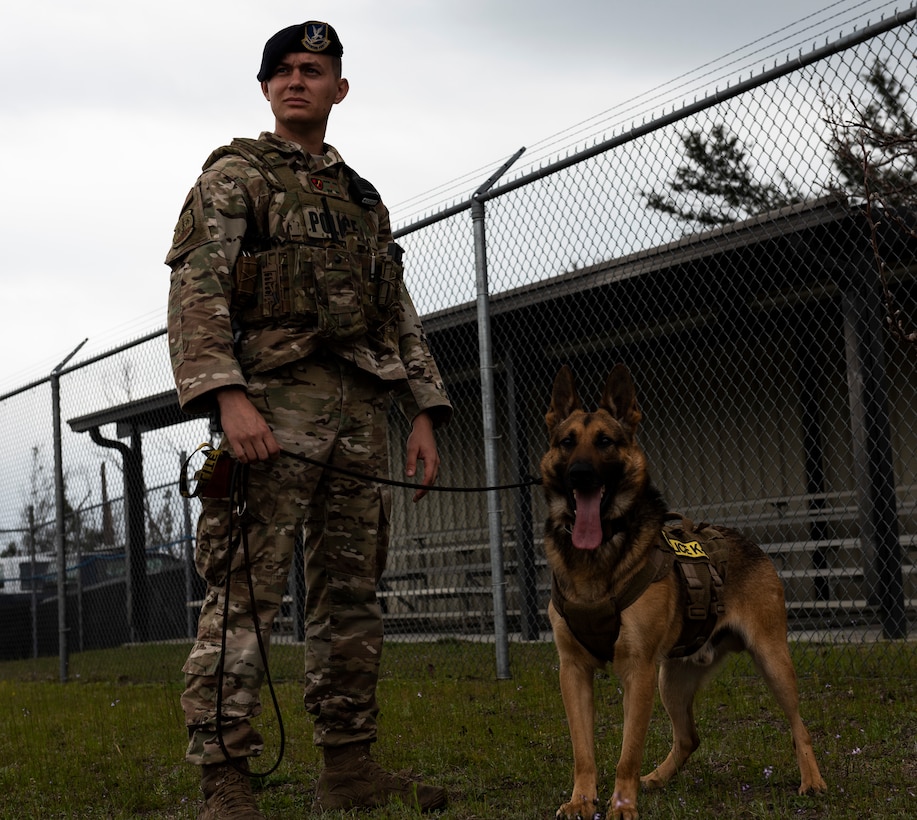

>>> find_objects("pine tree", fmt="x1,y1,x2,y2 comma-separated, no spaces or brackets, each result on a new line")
645,58,915,349
643,124,802,227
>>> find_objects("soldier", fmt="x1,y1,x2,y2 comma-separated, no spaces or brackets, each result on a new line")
166,20,452,818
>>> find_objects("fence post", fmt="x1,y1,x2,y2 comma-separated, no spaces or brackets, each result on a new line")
74,508,84,653
842,251,906,639
28,505,38,659
51,339,87,682
86,428,148,644
471,148,525,680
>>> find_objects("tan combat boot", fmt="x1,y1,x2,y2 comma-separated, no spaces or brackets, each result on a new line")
199,758,265,820
313,742,447,813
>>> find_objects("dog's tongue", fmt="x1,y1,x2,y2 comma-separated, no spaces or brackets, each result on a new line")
572,488,603,550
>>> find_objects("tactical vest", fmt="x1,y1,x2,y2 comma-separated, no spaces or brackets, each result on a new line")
206,138,403,343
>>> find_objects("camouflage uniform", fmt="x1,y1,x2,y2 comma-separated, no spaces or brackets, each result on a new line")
167,132,451,765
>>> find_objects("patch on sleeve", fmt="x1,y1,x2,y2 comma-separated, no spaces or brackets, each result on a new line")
172,208,195,247
662,530,709,560
165,188,211,265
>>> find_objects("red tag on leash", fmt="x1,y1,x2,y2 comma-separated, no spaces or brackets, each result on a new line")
180,444,236,499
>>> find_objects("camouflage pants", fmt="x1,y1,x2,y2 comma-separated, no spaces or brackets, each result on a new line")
181,354,391,765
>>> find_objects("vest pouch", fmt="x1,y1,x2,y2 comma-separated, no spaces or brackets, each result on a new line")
363,243,403,330
314,248,368,341
235,248,319,326
376,243,404,317
239,248,293,322
232,255,260,308
286,245,318,320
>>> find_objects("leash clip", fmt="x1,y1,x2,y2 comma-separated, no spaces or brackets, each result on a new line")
234,486,247,518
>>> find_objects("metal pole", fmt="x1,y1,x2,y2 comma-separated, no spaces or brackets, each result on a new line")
85,426,147,643
841,255,905,639
51,338,88,682
28,505,37,659
471,147,525,680
126,426,148,643
74,509,84,653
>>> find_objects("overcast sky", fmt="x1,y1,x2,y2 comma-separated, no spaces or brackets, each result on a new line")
0,0,906,390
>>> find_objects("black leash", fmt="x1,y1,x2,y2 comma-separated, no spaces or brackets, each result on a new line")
278,447,543,492
180,443,542,780
180,443,543,497
214,460,285,779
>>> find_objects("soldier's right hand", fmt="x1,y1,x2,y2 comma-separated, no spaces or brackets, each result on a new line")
215,388,281,463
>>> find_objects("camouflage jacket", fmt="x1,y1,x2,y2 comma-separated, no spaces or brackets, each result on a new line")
166,132,451,426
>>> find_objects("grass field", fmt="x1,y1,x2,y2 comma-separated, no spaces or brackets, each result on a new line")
0,640,914,819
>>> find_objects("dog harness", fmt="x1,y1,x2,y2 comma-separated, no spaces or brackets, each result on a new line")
551,516,728,663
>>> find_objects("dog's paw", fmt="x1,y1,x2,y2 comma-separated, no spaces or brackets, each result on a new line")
639,768,667,791
607,791,639,820
798,775,828,795
556,794,603,820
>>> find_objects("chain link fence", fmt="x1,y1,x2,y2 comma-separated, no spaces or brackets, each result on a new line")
1,9,915,680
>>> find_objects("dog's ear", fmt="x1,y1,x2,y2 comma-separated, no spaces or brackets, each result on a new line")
601,364,642,432
546,366,582,432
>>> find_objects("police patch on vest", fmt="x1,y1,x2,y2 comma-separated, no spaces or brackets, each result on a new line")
662,531,708,560
172,209,195,248
300,205,357,239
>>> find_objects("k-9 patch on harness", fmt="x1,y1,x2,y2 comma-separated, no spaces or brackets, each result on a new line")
660,520,728,657
661,531,709,560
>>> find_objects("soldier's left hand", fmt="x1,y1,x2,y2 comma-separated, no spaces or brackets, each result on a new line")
405,411,440,502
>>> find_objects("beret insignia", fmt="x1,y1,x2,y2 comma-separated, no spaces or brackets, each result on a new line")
302,22,332,52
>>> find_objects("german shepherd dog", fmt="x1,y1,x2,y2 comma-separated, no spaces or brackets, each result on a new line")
541,365,826,820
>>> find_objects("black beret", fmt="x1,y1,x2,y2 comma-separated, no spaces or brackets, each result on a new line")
257,21,343,81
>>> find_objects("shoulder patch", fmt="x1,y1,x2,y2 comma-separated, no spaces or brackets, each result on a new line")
172,208,195,248
165,188,211,266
